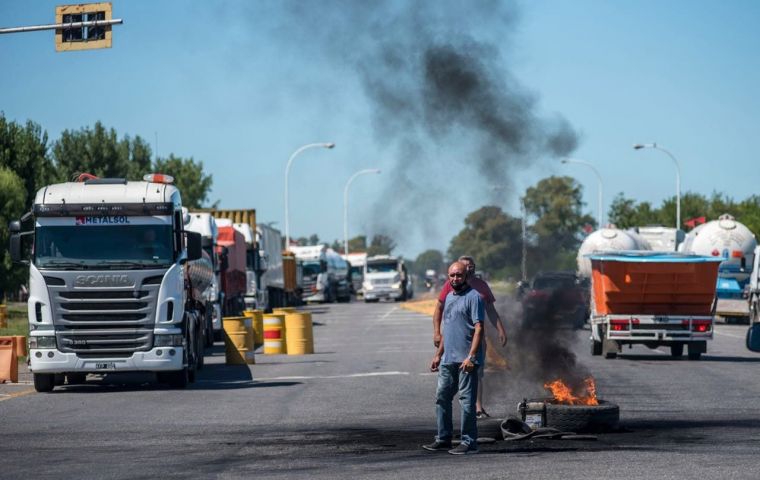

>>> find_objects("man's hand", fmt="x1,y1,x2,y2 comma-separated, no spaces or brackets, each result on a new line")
433,332,442,348
430,354,441,372
460,358,475,373
498,330,507,347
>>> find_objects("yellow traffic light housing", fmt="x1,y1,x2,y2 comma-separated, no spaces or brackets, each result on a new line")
55,2,113,52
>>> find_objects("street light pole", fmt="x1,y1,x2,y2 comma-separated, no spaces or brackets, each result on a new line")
561,157,604,228
343,169,381,255
284,142,335,250
633,143,681,229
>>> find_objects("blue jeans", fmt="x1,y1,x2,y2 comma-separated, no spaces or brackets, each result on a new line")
435,363,479,446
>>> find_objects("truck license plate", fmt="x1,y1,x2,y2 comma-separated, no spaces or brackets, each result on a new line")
95,362,115,370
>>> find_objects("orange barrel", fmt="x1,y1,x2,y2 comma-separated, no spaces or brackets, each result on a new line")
13,336,27,357
0,336,18,383
223,316,254,365
0,304,7,329
284,312,314,355
263,313,286,354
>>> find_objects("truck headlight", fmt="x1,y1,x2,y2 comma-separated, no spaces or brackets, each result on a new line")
154,334,184,347
363,282,373,291
392,282,401,289
29,336,56,349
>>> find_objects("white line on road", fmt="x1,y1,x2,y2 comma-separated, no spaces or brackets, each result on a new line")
253,371,410,381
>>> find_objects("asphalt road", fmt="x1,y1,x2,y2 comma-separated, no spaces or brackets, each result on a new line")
2,301,760,479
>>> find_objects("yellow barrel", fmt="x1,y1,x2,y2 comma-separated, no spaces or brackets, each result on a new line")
0,304,7,329
244,309,265,347
223,316,254,365
273,307,297,315
263,313,286,354
284,312,314,355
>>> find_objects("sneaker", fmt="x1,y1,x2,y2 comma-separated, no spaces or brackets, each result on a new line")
448,443,479,455
421,440,452,451
476,410,490,419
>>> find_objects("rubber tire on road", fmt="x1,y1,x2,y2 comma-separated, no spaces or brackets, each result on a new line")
670,343,684,358
66,373,87,385
591,340,602,356
33,373,55,393
365,299,379,303
159,369,189,389
545,400,620,433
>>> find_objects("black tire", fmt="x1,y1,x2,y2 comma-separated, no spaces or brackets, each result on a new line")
54,373,66,386
687,343,702,361
591,340,602,356
204,310,214,348
545,400,619,433
159,369,189,389
671,343,684,358
66,373,87,385
365,298,379,303
33,373,55,393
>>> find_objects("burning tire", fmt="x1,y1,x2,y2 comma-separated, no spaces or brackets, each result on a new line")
545,400,619,433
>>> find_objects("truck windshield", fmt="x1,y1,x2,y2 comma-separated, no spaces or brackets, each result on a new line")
366,262,397,274
35,225,174,269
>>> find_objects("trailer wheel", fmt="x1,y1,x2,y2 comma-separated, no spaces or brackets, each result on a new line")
591,339,602,356
670,343,684,358
687,341,705,361
33,373,55,393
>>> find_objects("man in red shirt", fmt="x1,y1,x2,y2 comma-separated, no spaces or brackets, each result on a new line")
432,256,507,418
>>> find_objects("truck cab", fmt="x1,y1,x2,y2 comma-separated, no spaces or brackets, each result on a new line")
362,255,409,302
10,174,207,392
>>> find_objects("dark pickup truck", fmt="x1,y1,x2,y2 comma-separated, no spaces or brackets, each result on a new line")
517,271,589,329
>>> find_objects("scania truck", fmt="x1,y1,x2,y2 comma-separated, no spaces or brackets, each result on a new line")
10,174,211,392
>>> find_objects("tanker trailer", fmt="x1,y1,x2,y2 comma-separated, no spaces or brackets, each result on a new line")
680,214,757,324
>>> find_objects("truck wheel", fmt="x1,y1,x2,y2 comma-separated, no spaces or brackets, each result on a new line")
54,373,66,386
602,340,618,359
670,343,684,358
159,369,189,389
33,373,56,393
687,341,705,360
66,373,87,385
591,340,602,356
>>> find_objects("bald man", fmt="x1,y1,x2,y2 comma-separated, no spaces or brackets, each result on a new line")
423,261,484,455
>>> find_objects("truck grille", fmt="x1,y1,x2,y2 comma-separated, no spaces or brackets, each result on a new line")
46,272,163,355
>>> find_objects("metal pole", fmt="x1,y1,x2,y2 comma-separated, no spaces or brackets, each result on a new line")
284,142,334,251
633,143,681,229
0,19,123,35
521,197,527,282
561,158,604,228
343,169,381,255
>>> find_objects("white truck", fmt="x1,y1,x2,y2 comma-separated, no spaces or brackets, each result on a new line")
230,221,288,310
10,174,210,392
290,245,350,303
749,245,760,324
362,255,410,302
343,252,367,296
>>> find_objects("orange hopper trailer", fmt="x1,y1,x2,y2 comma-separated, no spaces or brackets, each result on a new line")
588,251,721,360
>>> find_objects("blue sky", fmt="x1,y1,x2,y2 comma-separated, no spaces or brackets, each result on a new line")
2,1,759,258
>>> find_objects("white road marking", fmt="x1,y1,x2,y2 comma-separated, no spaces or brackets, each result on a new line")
253,371,410,381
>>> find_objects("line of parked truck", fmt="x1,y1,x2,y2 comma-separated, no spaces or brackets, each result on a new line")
8,173,409,392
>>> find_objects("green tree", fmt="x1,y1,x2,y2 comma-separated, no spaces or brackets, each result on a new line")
448,206,522,279
608,194,657,228
309,234,320,246
153,154,214,208
524,176,594,273
367,234,396,256
52,121,152,181
348,235,367,252
0,167,28,298
413,249,445,277
0,114,54,208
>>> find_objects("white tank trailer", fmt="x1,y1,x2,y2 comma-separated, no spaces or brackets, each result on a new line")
577,228,652,278
680,214,757,323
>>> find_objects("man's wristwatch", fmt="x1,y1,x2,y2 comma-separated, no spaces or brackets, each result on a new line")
468,355,477,364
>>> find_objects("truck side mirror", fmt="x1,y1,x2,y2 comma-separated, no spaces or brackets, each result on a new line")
747,323,760,352
185,231,203,261
9,220,27,264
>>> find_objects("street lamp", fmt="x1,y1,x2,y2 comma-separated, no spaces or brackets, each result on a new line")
344,168,381,255
633,143,681,229
284,142,335,250
561,157,604,228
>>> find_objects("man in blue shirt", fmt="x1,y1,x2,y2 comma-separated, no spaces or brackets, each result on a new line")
423,261,484,455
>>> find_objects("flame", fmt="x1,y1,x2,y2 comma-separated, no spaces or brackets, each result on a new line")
543,377,599,406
